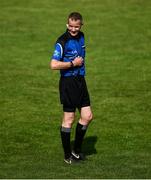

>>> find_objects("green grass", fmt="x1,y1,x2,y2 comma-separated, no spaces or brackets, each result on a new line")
0,0,151,178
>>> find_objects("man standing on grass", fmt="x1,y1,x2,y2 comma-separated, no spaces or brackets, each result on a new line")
50,12,93,164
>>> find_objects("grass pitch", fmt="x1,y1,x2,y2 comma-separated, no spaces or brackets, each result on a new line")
0,0,151,178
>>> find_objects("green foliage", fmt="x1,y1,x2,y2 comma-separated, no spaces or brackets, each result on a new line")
0,0,151,178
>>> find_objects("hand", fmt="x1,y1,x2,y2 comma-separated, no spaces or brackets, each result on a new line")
72,56,83,67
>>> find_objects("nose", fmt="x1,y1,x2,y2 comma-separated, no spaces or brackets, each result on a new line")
71,27,76,32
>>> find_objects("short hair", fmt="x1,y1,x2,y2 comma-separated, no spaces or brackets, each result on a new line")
68,12,83,24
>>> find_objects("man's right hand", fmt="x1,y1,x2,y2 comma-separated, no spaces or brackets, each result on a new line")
72,56,83,67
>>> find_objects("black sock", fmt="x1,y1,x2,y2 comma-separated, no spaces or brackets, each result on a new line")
74,123,88,154
60,126,71,159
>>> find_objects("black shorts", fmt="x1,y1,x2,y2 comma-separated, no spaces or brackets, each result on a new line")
59,76,90,112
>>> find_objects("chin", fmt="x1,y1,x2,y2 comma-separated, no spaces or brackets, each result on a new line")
70,32,78,36
72,34,78,37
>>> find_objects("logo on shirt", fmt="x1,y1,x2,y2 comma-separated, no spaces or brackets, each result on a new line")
53,50,60,57
71,50,78,55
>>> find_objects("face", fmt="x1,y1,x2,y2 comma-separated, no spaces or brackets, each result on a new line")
67,18,82,36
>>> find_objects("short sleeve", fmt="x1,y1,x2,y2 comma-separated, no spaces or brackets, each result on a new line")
51,43,63,61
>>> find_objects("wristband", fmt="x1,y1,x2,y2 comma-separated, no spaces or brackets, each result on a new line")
70,61,74,67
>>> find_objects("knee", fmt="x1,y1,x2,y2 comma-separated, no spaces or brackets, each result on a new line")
82,112,93,124
62,113,75,128
87,112,93,122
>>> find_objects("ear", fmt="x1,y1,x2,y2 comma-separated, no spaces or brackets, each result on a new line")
66,24,69,28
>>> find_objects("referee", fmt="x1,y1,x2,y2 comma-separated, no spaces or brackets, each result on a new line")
50,12,93,164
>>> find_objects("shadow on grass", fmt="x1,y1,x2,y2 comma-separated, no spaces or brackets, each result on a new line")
83,136,98,155
71,136,98,156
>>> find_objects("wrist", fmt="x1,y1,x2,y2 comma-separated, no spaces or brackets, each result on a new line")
70,61,74,67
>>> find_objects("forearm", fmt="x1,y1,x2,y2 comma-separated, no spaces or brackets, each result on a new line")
50,59,71,70
50,57,83,70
